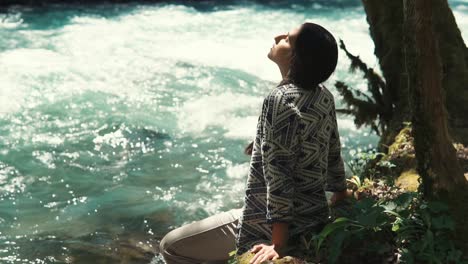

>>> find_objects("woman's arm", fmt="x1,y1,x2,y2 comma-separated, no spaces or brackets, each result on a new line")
250,89,298,263
326,98,351,206
260,89,299,224
330,189,354,206
326,99,347,193
272,222,289,255
261,89,299,257
249,222,289,264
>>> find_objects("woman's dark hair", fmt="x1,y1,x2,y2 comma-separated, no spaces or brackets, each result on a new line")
279,22,338,89
244,23,338,156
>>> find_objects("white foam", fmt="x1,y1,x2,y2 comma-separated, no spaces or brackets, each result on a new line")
177,92,261,139
54,4,375,85
337,118,357,131
226,162,250,179
31,133,64,146
0,13,23,29
0,47,76,114
32,151,56,169
0,163,27,194
0,48,69,73
0,4,379,135
93,128,128,151
453,9,468,42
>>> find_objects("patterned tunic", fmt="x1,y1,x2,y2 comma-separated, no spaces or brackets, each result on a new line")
235,83,347,256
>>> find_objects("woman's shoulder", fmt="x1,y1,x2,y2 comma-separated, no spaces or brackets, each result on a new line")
264,83,335,108
267,82,300,97
318,84,335,99
276,82,332,94
262,85,294,106
261,84,302,114
271,82,333,99
263,85,287,102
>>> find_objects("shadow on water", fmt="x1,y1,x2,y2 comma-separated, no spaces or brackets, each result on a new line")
0,0,362,15
0,3,144,30
0,208,176,263
3,232,159,264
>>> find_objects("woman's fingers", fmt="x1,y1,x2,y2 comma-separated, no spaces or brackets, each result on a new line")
249,253,258,264
251,244,262,253
249,244,282,264
252,253,268,264
250,252,262,264
258,254,269,264
249,246,264,264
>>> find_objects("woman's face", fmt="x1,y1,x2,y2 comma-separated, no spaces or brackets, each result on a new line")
267,26,300,65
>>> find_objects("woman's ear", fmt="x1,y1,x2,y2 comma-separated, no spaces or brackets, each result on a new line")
244,141,254,155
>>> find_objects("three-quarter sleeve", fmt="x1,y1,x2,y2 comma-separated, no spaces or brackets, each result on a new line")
260,90,300,224
325,100,347,192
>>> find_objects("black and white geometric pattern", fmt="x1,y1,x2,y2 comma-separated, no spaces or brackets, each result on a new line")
235,83,347,256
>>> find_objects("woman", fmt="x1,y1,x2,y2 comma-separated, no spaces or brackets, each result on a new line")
159,22,350,264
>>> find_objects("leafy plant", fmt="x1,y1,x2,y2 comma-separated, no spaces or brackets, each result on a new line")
316,197,395,263
395,200,466,264
228,250,238,264
345,149,386,181
311,191,467,264
333,39,391,137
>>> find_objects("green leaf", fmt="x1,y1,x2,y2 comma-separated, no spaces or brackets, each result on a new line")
354,197,375,211
385,210,401,218
400,248,415,264
382,201,397,212
356,206,386,228
394,192,415,209
328,231,348,264
447,248,463,262
315,217,351,255
421,229,434,252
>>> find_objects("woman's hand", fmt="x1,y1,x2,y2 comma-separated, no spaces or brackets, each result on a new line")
329,189,353,206
249,244,281,264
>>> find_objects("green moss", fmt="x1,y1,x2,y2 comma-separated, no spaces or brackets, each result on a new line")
395,169,420,192
386,125,414,159
370,125,418,180
236,252,304,264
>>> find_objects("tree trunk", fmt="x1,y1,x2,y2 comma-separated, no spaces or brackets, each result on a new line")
432,0,468,144
404,0,468,251
361,0,468,148
405,0,465,195
360,0,409,152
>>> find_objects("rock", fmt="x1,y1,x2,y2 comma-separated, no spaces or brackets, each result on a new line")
395,169,420,192
236,252,305,264
387,126,415,159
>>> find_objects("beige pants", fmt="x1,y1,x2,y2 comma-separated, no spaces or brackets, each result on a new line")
159,208,243,264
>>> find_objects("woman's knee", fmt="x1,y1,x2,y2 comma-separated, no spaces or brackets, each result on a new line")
159,209,241,259
159,228,181,255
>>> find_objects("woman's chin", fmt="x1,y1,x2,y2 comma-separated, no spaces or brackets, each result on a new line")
267,51,273,60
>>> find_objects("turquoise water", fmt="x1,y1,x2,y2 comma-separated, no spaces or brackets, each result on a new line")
0,1,467,263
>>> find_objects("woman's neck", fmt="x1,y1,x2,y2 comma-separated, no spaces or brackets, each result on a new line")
278,64,289,80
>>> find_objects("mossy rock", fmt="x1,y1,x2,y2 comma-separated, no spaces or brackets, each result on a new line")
386,125,415,158
236,252,305,264
395,168,420,192
375,125,417,178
